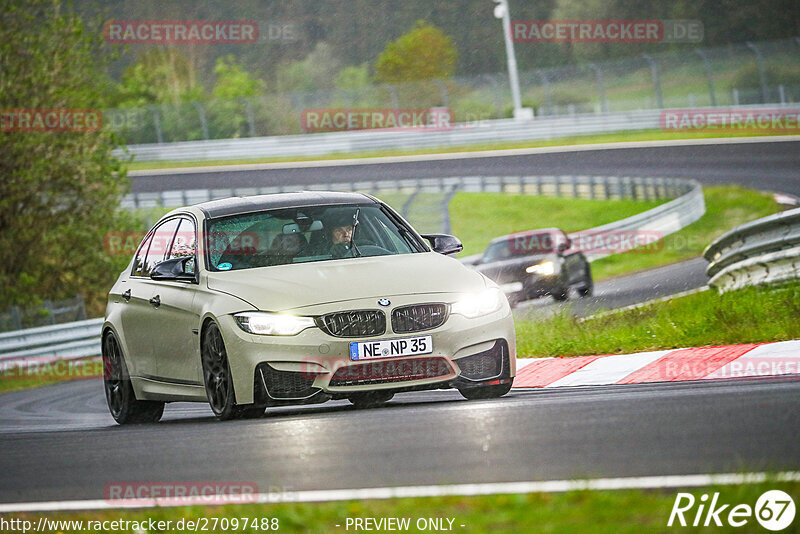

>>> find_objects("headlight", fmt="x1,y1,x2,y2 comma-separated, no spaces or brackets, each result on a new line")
451,288,505,318
233,312,315,336
526,260,556,276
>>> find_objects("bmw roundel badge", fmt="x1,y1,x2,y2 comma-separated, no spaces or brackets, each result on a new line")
377,298,391,307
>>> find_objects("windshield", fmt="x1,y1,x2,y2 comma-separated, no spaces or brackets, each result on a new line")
205,204,422,271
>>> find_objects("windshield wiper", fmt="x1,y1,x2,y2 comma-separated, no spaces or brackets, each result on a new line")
349,208,362,257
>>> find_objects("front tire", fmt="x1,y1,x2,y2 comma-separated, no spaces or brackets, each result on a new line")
578,265,594,297
458,383,512,400
102,332,164,425
202,322,265,421
552,287,569,301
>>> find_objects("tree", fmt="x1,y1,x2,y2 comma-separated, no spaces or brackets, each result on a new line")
115,48,204,107
275,42,341,93
0,0,129,312
213,55,266,99
375,21,458,83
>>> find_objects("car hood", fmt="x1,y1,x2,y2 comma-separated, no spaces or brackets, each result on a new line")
206,252,487,312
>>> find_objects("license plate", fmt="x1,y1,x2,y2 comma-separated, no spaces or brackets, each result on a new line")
349,336,433,361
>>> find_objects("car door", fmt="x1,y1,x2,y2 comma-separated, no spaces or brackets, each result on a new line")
150,216,204,384
118,218,180,378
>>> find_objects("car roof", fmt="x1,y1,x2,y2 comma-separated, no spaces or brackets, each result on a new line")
192,191,377,218
488,227,564,245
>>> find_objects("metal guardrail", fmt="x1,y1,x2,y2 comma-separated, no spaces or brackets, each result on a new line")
0,318,103,369
704,206,800,291
117,103,799,163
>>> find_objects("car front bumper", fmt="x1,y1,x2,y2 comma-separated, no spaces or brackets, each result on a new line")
219,293,516,404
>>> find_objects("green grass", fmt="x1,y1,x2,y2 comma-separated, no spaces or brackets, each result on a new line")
516,282,800,358
4,480,797,533
0,358,102,394
124,129,795,171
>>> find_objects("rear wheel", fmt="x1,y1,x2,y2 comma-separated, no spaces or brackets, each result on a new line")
202,322,265,421
348,391,394,408
458,383,512,400
102,332,164,425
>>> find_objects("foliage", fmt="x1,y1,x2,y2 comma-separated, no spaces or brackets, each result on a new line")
0,0,130,312
115,48,204,107
275,42,341,94
375,21,457,83
213,55,266,99
335,64,372,90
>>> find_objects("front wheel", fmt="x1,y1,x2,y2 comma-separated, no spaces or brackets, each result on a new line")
578,265,594,297
458,383,512,400
551,287,569,301
202,322,265,421
102,332,164,425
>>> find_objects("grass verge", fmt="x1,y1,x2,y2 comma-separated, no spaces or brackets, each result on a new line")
0,359,101,395
2,480,797,533
125,129,796,171
516,282,800,358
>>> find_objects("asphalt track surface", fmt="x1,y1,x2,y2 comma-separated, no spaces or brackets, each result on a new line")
1,377,799,504
1,140,798,507
130,138,800,196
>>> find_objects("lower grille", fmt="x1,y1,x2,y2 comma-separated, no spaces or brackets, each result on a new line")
258,364,319,399
317,310,386,337
329,356,452,387
456,341,507,381
392,303,448,333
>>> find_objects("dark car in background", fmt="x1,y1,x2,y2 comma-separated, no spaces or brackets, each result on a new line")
472,228,593,306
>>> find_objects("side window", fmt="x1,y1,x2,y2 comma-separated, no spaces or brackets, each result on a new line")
168,217,197,274
132,233,154,277
141,218,181,277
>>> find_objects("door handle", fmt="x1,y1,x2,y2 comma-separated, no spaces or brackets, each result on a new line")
149,295,161,308
122,289,131,302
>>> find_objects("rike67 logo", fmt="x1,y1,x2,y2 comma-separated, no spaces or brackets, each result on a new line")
668,490,796,531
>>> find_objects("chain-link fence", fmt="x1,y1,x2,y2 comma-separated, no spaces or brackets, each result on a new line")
104,37,800,144
0,295,87,333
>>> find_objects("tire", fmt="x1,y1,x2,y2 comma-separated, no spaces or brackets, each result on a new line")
102,331,164,425
201,322,265,421
348,391,394,409
578,265,594,297
552,287,569,301
458,383,512,400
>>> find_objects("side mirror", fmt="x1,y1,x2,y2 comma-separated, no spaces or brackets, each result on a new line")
151,257,196,282
421,234,463,255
